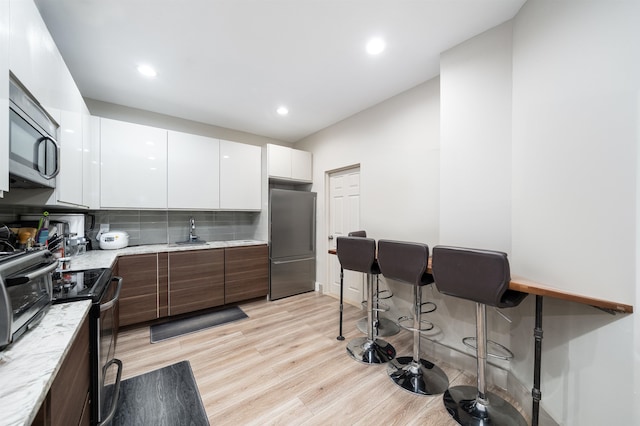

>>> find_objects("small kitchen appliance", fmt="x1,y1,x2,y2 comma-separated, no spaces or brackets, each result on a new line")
0,250,57,350
8,74,60,189
99,231,129,250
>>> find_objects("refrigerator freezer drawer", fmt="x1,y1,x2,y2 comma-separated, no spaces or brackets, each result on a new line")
269,257,315,300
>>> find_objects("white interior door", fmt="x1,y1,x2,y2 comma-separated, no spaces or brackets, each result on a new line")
328,167,362,306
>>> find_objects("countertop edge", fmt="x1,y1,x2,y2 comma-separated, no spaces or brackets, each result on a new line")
69,240,268,271
0,300,92,426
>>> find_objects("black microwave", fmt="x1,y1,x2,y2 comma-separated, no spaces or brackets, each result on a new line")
8,74,60,189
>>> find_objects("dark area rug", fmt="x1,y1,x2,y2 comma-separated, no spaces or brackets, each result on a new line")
109,361,209,426
150,306,248,343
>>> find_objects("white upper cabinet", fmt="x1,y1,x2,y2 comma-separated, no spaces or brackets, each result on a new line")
0,0,9,196
100,118,168,209
219,140,261,210
56,105,84,206
9,0,60,113
267,144,291,178
4,0,92,207
266,144,312,182
290,148,312,182
167,131,220,210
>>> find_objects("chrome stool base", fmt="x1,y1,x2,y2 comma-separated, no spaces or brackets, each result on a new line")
387,356,449,395
346,337,396,364
443,385,527,426
356,316,401,337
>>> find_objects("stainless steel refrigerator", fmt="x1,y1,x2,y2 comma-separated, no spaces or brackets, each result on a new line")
269,189,317,300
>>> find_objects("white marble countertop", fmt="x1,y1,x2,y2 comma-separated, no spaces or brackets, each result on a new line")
0,300,92,426
68,239,268,271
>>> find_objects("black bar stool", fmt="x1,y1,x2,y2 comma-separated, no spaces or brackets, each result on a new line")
432,246,528,426
336,236,396,364
348,231,400,338
377,239,449,395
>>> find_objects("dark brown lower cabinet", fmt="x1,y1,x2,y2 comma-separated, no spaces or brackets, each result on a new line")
34,314,91,426
225,245,268,304
168,249,225,315
116,253,159,326
115,245,269,327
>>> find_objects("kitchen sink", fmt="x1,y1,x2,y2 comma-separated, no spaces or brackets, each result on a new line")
169,240,209,247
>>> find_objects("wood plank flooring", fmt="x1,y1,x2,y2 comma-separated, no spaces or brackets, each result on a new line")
114,291,529,425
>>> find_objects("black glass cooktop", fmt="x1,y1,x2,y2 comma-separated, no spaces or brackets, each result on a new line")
52,268,111,303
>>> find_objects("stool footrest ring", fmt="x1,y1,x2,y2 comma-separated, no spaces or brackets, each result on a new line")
377,289,394,300
420,301,437,315
462,337,514,360
398,316,434,333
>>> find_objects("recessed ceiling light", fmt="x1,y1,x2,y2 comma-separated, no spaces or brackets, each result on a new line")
137,64,157,78
276,106,289,116
366,37,386,55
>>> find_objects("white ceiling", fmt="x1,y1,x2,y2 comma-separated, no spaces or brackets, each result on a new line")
34,0,525,142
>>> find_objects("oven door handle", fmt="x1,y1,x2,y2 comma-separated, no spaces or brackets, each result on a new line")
100,276,123,312
5,261,59,287
98,358,123,426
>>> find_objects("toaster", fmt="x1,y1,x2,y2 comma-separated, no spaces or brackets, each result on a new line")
99,231,129,250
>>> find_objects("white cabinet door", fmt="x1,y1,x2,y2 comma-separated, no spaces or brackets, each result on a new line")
167,131,220,209
0,0,9,195
100,118,168,209
56,107,84,206
291,148,312,182
267,144,312,182
83,114,98,209
9,0,61,112
219,140,261,210
267,144,291,179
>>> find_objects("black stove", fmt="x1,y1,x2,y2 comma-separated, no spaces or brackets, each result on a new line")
52,268,111,303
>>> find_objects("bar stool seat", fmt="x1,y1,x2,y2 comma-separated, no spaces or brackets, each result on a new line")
377,240,449,395
432,245,528,426
336,236,396,364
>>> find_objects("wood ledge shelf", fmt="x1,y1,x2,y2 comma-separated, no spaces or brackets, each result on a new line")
328,249,633,314
510,275,633,314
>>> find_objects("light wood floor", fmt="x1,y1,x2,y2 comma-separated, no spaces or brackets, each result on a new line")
114,291,529,425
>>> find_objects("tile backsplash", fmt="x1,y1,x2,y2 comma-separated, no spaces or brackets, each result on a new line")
90,210,262,246
0,207,263,247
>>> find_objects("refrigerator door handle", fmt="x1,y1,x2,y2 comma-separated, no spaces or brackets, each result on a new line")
272,257,315,265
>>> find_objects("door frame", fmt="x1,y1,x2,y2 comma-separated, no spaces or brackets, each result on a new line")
324,163,361,304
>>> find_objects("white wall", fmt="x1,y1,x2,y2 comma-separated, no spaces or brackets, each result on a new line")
298,78,441,282
440,20,513,253
509,1,640,424
511,0,638,307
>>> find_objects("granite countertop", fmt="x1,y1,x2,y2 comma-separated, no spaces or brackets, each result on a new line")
69,239,268,271
0,300,92,426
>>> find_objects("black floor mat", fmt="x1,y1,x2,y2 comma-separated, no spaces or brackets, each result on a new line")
150,306,248,343
109,361,209,426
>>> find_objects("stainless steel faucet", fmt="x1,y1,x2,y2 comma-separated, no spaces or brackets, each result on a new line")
189,217,198,241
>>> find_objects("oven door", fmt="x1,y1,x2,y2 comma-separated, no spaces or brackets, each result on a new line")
96,276,123,425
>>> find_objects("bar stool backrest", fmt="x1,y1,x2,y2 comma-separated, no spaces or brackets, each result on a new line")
432,245,526,308
377,240,434,286
336,236,378,274
348,230,367,237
